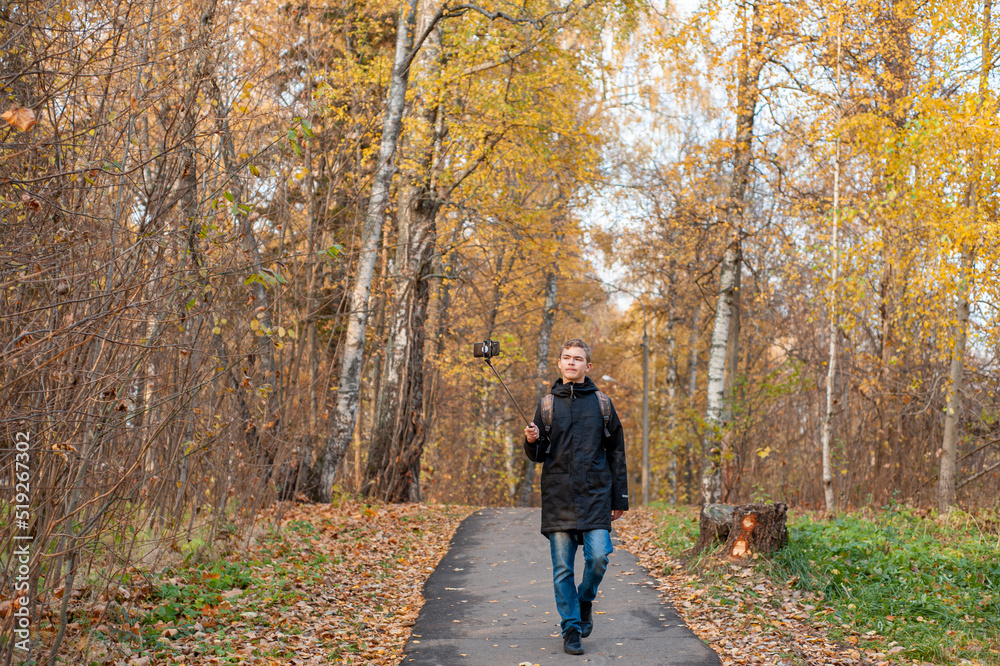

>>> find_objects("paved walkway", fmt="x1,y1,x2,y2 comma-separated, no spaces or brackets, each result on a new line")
402,508,721,665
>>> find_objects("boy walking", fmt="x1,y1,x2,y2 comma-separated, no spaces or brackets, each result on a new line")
523,339,629,655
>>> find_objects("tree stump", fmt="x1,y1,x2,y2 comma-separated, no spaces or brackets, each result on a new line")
693,503,735,554
693,502,789,557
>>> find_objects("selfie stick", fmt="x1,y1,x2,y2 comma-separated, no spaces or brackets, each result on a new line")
484,358,532,427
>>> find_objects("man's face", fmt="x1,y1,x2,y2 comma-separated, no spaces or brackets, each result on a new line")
558,347,592,384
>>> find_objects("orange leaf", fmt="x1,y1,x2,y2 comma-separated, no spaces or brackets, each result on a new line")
2,106,37,132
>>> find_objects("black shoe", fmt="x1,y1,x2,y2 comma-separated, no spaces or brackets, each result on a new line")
580,600,593,638
563,628,584,655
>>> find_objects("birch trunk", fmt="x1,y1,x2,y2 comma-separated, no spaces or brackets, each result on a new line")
820,20,844,513
703,239,740,505
820,168,841,512
720,258,741,500
364,1,442,502
516,267,559,506
940,0,989,511
318,0,420,502
362,187,439,501
723,264,742,420
701,0,762,505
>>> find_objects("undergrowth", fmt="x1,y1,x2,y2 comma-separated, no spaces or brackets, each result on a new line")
651,503,1000,665
53,498,475,665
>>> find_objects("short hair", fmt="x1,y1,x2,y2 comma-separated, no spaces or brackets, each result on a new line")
561,338,592,364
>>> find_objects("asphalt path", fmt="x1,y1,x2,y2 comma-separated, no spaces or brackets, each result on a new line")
402,507,721,665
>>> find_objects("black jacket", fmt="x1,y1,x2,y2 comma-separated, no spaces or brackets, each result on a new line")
523,376,629,534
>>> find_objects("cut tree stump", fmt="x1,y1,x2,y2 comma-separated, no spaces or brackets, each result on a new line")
693,503,735,555
693,502,788,557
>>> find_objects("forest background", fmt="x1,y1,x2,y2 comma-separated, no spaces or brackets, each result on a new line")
2,0,1000,658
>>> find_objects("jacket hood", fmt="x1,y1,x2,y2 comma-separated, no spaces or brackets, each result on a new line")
550,376,597,397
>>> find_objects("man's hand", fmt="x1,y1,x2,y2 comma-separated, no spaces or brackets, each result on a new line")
524,421,540,443
611,509,625,522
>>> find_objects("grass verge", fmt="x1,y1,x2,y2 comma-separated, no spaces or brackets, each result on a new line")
647,503,1000,665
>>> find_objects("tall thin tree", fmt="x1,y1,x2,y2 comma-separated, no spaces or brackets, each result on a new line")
820,11,844,513
939,0,992,513
701,0,764,505
318,0,421,501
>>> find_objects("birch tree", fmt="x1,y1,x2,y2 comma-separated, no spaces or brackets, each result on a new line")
363,0,446,502
820,13,844,513
318,0,421,501
362,0,615,501
939,0,992,513
702,0,765,505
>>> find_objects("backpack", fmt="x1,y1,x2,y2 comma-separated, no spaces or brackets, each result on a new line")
541,391,612,439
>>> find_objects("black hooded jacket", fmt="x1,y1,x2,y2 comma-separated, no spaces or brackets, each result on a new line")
523,376,629,534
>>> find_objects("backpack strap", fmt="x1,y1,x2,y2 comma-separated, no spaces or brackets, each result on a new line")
541,394,555,434
596,391,612,437
542,391,611,440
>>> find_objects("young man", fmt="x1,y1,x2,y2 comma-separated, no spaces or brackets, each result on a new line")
523,338,629,655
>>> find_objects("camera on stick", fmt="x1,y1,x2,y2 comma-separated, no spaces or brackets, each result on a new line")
471,338,529,426
473,339,501,359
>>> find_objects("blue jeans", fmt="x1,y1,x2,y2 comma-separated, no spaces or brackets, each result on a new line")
548,529,613,635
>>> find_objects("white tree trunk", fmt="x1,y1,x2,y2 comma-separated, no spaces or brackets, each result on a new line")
701,0,762,505
702,239,740,505
820,199,840,513
318,0,420,501
938,0,990,514
820,20,843,514
364,0,444,502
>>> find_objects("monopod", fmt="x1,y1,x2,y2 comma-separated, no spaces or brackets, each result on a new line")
474,339,531,427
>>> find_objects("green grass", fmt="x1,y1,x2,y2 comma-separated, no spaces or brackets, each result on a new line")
650,503,1000,664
